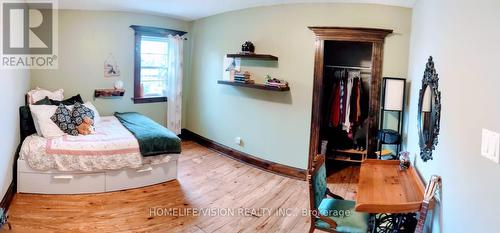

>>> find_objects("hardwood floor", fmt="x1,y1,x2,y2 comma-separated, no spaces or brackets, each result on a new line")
5,141,359,233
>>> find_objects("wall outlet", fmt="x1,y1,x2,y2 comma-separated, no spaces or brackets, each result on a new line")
481,129,500,164
234,137,242,146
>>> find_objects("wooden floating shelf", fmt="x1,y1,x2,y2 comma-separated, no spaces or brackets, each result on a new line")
226,53,278,61
217,80,290,92
94,89,125,98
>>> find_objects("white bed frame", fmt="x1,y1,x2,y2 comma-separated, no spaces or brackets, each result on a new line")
17,155,178,194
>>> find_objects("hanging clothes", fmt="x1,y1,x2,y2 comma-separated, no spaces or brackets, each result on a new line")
350,77,361,126
343,70,359,132
330,71,341,127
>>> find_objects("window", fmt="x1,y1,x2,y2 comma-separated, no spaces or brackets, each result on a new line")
130,25,187,104
140,36,168,97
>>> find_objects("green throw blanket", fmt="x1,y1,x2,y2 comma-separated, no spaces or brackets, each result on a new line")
114,112,181,157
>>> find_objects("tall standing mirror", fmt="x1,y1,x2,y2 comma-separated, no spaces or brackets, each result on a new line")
418,56,441,161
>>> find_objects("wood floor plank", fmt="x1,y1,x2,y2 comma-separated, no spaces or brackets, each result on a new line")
5,141,359,233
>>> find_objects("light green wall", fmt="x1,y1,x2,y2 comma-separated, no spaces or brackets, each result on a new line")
31,10,192,126
405,0,500,232
186,4,412,169
0,70,30,199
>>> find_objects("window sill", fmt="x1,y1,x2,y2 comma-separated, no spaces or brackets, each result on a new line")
132,96,168,104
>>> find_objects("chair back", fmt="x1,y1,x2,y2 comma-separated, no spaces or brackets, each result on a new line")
308,154,327,210
415,175,442,233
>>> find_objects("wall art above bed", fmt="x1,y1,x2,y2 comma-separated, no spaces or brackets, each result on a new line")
104,53,121,77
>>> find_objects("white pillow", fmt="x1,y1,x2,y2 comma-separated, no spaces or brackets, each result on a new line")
29,104,65,138
83,102,101,123
27,87,64,104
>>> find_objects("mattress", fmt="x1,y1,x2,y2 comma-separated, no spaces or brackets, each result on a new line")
19,116,173,171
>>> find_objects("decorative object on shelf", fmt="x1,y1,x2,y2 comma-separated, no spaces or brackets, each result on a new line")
378,129,401,144
418,56,441,162
223,56,241,81
399,151,411,170
104,53,120,77
378,77,406,156
94,88,125,98
240,41,255,54
265,75,289,88
114,80,124,89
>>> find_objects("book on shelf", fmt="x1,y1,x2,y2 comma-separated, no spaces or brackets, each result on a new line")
234,79,255,84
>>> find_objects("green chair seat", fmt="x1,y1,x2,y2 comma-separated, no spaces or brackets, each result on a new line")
315,198,370,233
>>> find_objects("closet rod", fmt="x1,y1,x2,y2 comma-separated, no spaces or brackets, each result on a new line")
325,65,372,70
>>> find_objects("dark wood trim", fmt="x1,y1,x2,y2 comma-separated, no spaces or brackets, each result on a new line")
308,27,392,42
130,25,187,37
307,26,392,169
226,53,278,61
133,32,142,101
131,97,167,104
217,80,290,91
181,129,306,180
0,182,15,212
130,25,187,104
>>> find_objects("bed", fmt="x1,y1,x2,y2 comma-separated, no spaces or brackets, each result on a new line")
17,100,182,194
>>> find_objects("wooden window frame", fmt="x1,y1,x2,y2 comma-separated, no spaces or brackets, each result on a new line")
130,25,187,104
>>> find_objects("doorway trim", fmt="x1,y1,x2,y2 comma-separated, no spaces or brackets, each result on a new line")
307,27,393,169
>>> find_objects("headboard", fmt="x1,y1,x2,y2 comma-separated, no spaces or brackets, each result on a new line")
19,105,36,143
20,94,36,142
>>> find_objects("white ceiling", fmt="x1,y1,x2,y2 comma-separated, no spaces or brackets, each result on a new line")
58,0,415,21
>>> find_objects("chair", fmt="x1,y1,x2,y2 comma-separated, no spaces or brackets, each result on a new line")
308,154,369,233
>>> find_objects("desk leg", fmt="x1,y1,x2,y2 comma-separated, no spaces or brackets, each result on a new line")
369,213,417,233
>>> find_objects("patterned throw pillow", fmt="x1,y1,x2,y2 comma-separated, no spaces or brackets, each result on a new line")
51,104,79,136
71,102,95,126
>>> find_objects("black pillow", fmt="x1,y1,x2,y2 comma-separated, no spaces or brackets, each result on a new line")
71,102,95,126
33,97,52,105
51,104,79,136
52,94,84,105
33,94,84,106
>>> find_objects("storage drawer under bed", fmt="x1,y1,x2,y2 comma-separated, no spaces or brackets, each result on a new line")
18,172,106,194
105,159,178,192
17,156,178,194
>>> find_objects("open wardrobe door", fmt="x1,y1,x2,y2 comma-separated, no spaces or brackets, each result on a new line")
308,27,392,169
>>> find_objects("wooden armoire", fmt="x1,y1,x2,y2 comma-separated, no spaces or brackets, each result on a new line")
308,27,393,169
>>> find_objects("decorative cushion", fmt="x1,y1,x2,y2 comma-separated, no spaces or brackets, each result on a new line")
313,163,328,209
315,199,369,233
71,102,95,126
27,87,64,104
83,102,101,123
50,104,79,136
29,104,65,138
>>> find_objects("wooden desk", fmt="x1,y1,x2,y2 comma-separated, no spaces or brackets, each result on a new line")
355,159,425,213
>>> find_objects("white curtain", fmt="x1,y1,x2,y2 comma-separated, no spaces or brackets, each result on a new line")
166,35,184,135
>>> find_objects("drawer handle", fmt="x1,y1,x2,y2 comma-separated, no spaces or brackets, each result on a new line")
136,166,153,173
53,175,74,180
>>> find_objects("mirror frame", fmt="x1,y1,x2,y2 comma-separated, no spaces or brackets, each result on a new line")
417,56,441,161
